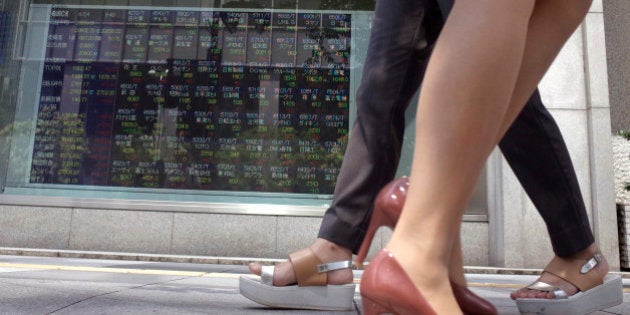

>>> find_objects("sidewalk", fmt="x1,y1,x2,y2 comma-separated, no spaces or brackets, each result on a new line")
0,254,629,314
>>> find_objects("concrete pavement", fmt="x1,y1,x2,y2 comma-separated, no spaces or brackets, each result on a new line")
0,254,629,314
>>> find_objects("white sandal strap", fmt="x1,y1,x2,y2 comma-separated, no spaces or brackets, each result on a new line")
259,260,351,286
580,251,603,274
261,265,275,286
527,281,569,299
317,260,352,273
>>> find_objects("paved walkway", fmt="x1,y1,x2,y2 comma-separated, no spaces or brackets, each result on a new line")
0,254,629,314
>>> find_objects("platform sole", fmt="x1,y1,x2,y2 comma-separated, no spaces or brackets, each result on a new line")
239,275,356,311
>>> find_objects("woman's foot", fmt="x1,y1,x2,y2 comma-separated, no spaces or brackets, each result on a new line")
361,249,437,314
240,239,356,310
510,244,609,300
248,238,353,286
386,239,464,314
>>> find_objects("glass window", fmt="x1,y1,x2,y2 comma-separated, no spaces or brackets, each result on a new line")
0,0,376,212
1,0,487,219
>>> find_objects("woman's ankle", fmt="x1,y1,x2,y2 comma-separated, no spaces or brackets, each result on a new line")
310,239,353,285
312,238,352,260
568,243,609,275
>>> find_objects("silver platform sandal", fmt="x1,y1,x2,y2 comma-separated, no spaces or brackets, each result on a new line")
239,247,356,311
516,250,623,315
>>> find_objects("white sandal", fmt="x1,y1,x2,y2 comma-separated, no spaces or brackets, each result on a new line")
516,250,623,314
239,248,356,311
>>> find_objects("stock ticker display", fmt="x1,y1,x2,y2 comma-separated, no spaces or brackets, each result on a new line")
30,7,351,194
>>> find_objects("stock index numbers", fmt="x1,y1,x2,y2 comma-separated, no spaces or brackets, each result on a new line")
30,7,351,194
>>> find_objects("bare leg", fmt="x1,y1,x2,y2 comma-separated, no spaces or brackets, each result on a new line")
384,0,591,312
449,230,466,286
387,2,534,312
495,0,595,139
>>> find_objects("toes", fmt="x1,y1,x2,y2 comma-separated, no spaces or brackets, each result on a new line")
248,262,262,276
510,289,525,300
511,288,556,300
512,289,538,299
248,261,297,286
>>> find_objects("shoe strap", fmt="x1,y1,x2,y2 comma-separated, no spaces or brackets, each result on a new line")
544,250,604,292
260,265,275,286
580,251,603,274
289,248,352,287
317,260,352,273
526,281,569,299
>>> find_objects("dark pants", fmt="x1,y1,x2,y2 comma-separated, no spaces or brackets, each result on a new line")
317,0,594,258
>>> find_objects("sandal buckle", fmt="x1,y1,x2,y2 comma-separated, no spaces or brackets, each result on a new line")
580,251,603,274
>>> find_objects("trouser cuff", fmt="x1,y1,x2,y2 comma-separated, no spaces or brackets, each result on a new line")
317,212,367,254
549,223,595,257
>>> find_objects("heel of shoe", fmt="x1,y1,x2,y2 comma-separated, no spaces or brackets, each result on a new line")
361,295,392,315
451,281,498,315
355,208,381,267
356,178,408,267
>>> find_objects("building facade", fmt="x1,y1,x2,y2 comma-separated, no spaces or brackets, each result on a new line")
0,0,625,270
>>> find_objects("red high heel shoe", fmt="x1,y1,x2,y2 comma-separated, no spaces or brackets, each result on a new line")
355,177,409,267
361,249,436,315
356,177,498,315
